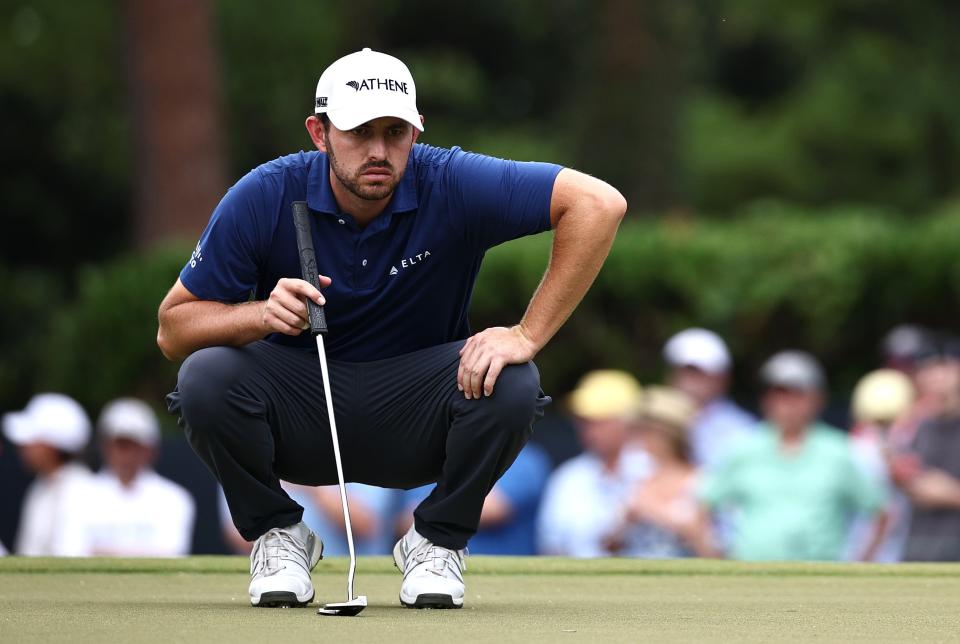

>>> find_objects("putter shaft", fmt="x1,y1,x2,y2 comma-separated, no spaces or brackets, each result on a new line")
315,333,358,601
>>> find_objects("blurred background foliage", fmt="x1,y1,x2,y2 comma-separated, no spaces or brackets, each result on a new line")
2,0,960,417
13,207,960,415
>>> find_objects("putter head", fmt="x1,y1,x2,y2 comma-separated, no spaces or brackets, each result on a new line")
317,595,367,617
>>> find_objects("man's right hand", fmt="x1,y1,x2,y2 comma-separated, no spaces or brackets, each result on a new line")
262,276,332,335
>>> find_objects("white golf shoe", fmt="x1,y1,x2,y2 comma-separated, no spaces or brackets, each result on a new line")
393,524,466,609
249,521,324,607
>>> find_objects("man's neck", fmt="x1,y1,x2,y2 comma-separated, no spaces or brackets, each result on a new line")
329,169,390,228
600,450,622,473
114,469,141,489
779,424,810,451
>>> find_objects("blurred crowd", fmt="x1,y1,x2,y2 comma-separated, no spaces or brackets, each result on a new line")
3,324,960,562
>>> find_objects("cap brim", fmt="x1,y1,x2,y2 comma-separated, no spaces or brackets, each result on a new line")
102,428,157,446
672,358,729,374
764,378,821,392
2,411,33,445
327,105,423,132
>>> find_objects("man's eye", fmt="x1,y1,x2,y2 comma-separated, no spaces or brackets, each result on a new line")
352,127,369,136
389,128,406,137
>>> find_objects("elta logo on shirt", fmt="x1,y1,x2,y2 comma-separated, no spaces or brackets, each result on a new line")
189,242,203,268
345,78,409,94
389,250,431,276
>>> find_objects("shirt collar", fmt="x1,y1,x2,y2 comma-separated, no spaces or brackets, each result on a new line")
306,150,419,216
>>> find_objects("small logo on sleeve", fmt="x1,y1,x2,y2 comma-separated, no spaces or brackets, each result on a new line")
189,242,203,268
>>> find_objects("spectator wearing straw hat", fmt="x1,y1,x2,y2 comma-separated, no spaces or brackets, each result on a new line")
845,370,915,562
83,398,196,556
538,370,650,557
3,393,95,556
612,386,718,558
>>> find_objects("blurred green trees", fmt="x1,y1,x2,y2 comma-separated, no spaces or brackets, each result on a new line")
683,1,960,212
14,206,960,417
3,0,960,413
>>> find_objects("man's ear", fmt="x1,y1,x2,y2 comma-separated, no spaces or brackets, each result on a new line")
305,115,328,152
412,115,424,144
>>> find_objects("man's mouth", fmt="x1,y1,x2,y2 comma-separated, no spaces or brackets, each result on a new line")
361,167,392,179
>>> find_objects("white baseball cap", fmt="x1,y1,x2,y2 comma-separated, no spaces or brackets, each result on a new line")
2,393,91,453
760,351,826,392
315,48,423,132
663,328,732,374
98,398,160,446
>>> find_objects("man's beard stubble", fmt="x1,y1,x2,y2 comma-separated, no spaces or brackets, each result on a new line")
326,140,402,202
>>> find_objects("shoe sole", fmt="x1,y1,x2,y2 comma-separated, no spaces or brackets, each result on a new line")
400,593,462,609
252,591,314,608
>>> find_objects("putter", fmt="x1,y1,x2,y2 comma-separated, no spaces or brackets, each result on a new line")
292,201,368,617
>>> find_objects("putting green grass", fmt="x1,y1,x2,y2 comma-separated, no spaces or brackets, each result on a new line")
2,557,958,643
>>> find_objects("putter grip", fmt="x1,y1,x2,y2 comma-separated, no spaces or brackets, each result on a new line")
292,201,328,334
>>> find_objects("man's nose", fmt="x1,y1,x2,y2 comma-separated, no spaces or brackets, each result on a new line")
367,135,388,160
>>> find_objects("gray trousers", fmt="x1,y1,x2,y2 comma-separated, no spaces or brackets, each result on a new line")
167,339,549,549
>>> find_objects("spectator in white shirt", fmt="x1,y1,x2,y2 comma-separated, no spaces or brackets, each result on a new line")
538,370,650,557
3,393,95,556
84,398,196,556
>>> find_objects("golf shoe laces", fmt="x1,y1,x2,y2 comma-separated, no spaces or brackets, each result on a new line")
251,527,311,578
404,538,466,581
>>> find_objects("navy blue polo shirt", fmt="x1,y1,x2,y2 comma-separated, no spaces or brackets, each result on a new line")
179,143,562,361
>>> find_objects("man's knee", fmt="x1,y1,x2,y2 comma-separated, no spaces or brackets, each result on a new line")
482,361,543,430
175,346,248,424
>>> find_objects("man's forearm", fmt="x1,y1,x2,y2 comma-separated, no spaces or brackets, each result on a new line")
518,190,625,351
157,300,268,361
906,469,960,509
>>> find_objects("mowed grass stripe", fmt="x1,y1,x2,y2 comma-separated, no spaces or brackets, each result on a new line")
2,556,959,578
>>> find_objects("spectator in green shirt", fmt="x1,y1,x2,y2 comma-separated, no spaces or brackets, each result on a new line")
699,351,885,561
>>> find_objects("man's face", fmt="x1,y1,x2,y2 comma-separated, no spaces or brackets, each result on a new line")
914,358,960,403
103,437,153,483
762,386,822,434
17,442,63,476
669,365,727,406
576,416,631,461
317,116,418,202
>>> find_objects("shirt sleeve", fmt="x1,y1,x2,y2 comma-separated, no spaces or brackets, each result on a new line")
443,148,562,250
698,449,742,509
841,448,886,513
163,486,196,557
179,169,270,302
50,475,96,556
536,465,615,558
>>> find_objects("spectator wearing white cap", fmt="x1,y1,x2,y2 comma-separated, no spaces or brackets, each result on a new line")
538,370,650,557
84,398,196,556
2,393,95,556
699,351,885,561
663,328,755,469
